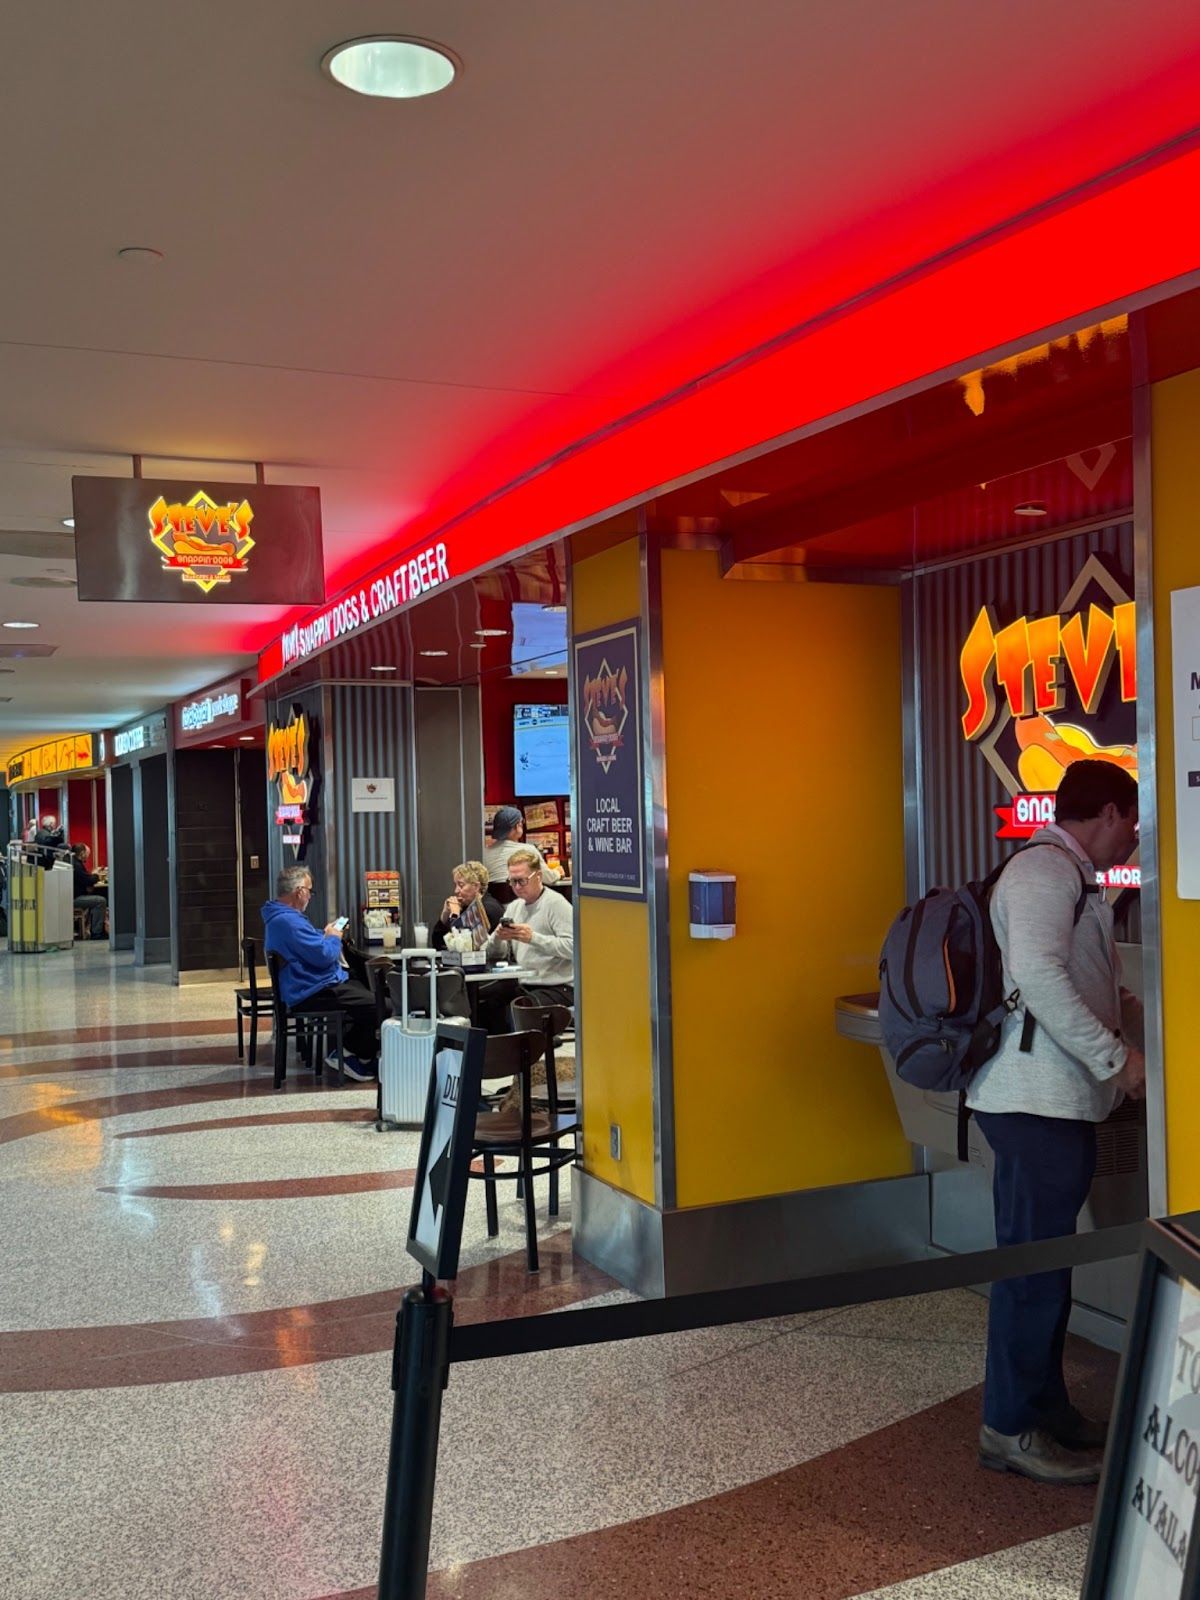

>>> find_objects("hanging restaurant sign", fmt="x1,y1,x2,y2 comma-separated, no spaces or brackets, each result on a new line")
72,476,324,605
6,733,96,787
958,553,1139,879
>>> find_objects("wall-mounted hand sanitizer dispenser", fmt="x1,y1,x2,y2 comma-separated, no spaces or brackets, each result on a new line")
689,871,735,939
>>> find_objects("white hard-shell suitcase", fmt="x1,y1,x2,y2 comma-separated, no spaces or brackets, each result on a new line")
377,949,464,1127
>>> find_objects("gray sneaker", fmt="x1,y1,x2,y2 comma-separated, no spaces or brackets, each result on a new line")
978,1424,1101,1484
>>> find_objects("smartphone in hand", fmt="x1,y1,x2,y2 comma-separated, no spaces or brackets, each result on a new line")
333,916,349,931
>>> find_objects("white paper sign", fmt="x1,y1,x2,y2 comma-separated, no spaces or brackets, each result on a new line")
351,776,395,813
1170,587,1200,898
1103,1272,1200,1596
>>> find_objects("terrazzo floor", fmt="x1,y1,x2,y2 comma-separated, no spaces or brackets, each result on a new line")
0,941,1114,1598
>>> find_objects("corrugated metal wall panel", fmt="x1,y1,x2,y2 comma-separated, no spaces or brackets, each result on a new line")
325,683,412,930
909,522,1135,891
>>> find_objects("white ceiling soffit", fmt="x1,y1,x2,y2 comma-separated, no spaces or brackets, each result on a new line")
3,0,1200,761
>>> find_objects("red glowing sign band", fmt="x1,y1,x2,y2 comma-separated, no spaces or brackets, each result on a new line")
995,793,1058,839
258,135,1200,689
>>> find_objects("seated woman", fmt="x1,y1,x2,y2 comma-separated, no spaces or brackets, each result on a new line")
431,861,502,950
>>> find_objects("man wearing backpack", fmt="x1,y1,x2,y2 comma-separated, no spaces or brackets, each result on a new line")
969,759,1144,1486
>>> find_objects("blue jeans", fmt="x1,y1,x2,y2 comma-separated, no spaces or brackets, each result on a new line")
973,1110,1097,1435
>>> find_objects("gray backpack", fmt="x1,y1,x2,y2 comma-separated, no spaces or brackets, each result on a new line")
877,844,1093,1146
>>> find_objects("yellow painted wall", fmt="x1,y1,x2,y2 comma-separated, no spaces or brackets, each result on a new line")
573,537,657,1203
661,549,911,1207
1150,370,1200,1213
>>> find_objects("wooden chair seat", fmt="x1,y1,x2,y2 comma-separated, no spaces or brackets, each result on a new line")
474,1107,558,1144
468,1028,579,1270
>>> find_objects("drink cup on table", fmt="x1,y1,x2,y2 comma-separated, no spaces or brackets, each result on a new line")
413,922,429,949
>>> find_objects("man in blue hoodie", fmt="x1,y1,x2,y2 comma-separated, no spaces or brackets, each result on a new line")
262,864,379,1080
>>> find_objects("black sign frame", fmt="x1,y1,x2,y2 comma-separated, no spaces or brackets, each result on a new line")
1081,1215,1200,1599
405,1024,485,1282
572,618,646,901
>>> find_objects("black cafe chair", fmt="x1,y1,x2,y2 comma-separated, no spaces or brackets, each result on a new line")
468,1028,579,1272
235,937,275,1068
509,997,577,1215
265,950,346,1089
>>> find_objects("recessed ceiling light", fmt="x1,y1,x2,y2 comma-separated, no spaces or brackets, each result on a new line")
2,621,39,629
238,735,255,741
61,518,75,529
419,649,449,657
370,664,398,672
322,36,460,99
468,642,487,650
1013,501,1048,517
475,628,508,637
542,604,567,614
117,246,164,264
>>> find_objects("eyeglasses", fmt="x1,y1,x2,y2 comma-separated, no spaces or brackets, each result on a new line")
507,874,539,888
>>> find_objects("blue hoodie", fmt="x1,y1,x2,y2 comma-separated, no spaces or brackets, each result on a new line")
261,900,346,1006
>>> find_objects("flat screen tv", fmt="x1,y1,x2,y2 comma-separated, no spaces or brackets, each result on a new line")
511,602,568,675
514,704,570,797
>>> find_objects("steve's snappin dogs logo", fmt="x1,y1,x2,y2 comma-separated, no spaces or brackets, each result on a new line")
582,659,628,774
148,490,255,594
958,554,1140,880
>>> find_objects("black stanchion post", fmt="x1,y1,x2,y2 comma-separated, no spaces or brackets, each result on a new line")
377,1283,454,1600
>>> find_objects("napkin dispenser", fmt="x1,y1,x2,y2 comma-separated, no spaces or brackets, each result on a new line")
689,871,735,939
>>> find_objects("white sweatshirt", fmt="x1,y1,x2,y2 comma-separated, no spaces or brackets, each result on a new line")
966,826,1128,1122
485,887,574,987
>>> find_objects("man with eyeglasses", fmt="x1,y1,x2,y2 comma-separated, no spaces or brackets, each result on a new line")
475,847,574,1033
262,864,380,1080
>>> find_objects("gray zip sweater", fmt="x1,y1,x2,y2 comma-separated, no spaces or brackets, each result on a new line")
966,826,1128,1122
484,886,574,986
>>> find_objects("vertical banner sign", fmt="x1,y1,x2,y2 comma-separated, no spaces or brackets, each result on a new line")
1171,585,1200,899
573,620,645,900
407,1026,485,1282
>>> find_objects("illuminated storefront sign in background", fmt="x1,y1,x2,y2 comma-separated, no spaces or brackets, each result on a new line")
263,538,452,677
268,707,312,854
6,734,95,787
957,553,1139,883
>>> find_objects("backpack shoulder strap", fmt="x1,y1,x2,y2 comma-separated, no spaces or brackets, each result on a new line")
1012,839,1099,1052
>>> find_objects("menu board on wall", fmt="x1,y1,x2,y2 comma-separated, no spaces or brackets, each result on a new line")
525,800,560,830
572,620,645,900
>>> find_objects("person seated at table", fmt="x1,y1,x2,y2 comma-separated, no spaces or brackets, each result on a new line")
476,848,574,1033
482,806,560,898
262,864,380,1081
70,843,108,939
431,860,503,950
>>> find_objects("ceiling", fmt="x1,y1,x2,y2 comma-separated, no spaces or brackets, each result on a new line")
5,0,1200,763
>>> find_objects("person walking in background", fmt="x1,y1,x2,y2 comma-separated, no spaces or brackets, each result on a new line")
969,759,1145,1486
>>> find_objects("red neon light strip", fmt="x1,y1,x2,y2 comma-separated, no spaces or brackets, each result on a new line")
259,139,1200,686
